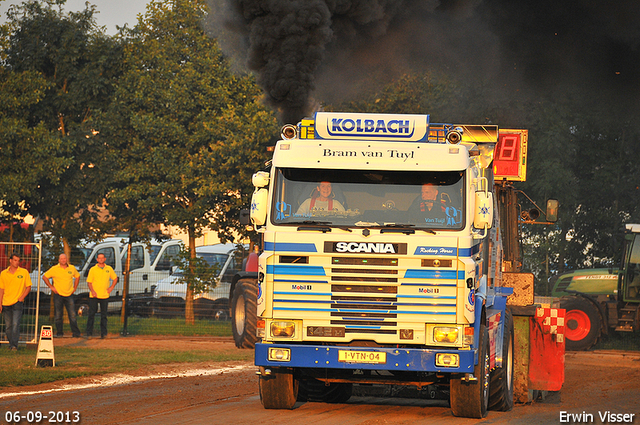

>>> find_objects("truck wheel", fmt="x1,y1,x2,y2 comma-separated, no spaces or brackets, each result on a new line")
231,278,258,349
298,379,352,403
259,367,298,409
212,299,230,321
450,324,490,418
560,296,602,351
489,310,514,411
77,301,90,317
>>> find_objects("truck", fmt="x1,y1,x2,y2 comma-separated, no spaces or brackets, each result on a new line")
29,238,182,316
239,112,560,418
551,223,640,351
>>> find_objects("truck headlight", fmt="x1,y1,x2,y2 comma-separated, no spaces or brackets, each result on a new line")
433,327,459,344
271,321,296,338
435,353,460,367
268,347,291,361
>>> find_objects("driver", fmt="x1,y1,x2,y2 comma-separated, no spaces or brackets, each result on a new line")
409,183,446,222
297,181,345,215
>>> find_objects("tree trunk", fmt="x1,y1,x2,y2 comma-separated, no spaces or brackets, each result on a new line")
184,230,197,325
62,237,71,263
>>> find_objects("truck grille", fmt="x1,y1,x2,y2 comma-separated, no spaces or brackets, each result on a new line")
271,255,458,339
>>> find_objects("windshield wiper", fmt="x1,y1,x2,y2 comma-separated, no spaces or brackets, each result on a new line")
297,220,332,233
296,221,353,233
380,223,416,235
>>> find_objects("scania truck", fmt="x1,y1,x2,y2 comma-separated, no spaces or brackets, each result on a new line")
246,112,537,418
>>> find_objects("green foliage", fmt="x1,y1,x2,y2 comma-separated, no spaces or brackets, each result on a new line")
0,0,121,248
105,0,278,243
172,246,221,296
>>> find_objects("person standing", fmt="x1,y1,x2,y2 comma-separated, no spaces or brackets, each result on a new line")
0,253,32,351
42,254,81,338
86,253,118,338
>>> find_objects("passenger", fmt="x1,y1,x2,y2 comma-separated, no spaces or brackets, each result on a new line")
296,181,345,215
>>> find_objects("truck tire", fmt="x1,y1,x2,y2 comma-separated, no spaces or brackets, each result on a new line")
450,324,490,418
212,299,230,321
489,310,514,411
259,367,298,409
298,379,352,403
77,301,90,317
231,278,258,349
560,296,602,351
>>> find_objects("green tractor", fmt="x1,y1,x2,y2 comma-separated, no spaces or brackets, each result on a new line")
552,224,640,350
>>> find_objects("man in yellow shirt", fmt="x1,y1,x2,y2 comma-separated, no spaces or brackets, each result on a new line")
0,253,32,351
43,254,81,338
86,253,118,338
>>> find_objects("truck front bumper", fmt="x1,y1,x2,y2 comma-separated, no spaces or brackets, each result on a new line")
255,343,475,373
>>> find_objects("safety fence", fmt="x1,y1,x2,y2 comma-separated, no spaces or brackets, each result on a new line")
2,257,233,343
0,242,42,346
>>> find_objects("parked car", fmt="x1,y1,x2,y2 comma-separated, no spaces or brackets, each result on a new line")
139,243,249,320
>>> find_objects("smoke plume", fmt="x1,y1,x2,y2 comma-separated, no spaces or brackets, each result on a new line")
209,0,640,124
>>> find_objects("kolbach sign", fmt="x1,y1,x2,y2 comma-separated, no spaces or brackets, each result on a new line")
314,112,430,142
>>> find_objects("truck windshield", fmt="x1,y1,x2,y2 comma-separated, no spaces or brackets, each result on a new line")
271,168,465,230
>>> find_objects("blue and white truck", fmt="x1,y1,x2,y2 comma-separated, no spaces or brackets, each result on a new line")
246,112,538,418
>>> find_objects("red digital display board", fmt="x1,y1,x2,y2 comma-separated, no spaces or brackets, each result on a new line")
493,130,528,181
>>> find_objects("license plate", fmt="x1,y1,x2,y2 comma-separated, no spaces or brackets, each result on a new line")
338,350,387,364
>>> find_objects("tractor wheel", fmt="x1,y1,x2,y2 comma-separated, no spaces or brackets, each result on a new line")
560,296,602,351
259,367,298,409
450,324,490,418
489,310,514,411
231,278,258,349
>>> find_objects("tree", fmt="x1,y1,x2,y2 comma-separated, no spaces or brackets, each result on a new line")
105,0,278,324
0,0,121,257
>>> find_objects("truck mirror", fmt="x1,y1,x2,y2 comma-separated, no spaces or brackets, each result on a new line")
250,188,269,226
474,191,493,230
546,199,559,222
239,209,251,225
252,171,270,188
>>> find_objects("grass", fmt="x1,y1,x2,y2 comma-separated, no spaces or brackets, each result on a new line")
1,316,245,388
0,346,253,388
32,314,234,337
593,331,640,351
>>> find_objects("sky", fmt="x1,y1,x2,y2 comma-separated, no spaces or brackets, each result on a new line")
0,0,149,34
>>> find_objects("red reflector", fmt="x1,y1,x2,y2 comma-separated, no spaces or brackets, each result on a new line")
257,320,266,329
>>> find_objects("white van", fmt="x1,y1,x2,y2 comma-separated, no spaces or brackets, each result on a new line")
146,243,248,320
73,239,183,315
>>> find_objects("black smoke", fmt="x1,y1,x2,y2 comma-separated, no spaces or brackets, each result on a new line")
209,0,640,124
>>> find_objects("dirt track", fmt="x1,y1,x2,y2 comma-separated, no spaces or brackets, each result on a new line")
1,337,639,424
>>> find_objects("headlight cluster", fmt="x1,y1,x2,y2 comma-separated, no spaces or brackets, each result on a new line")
433,327,459,344
426,324,469,347
270,321,296,338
